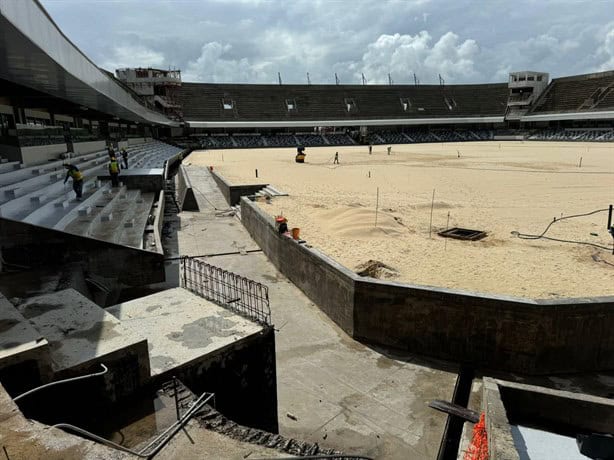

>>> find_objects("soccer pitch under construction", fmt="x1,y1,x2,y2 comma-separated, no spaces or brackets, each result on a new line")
191,141,614,299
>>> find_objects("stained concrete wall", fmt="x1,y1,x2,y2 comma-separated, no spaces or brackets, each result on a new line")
498,380,614,435
211,170,268,206
160,326,278,434
0,217,165,286
240,196,614,374
241,198,354,334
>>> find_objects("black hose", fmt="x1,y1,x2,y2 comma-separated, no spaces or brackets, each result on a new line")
512,208,613,251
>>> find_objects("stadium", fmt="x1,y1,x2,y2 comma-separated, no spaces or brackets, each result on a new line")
0,1,613,459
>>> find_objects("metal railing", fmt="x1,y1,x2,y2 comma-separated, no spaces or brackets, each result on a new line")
181,256,271,325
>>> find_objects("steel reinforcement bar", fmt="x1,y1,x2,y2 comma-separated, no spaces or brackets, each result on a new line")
181,256,271,325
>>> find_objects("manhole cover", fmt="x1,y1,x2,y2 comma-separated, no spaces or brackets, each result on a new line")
438,227,487,241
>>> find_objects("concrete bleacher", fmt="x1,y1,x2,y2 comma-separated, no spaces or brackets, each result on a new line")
179,82,509,122
0,140,180,250
530,70,614,114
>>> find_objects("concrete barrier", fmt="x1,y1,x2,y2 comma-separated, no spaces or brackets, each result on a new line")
72,140,105,155
0,216,165,286
152,190,165,254
240,196,614,374
20,143,67,166
211,170,268,206
175,165,199,211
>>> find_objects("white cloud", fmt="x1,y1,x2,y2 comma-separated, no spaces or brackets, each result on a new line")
100,45,165,71
597,27,614,70
183,42,274,83
355,31,480,84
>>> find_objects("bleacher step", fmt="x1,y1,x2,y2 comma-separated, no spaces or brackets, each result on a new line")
0,292,52,381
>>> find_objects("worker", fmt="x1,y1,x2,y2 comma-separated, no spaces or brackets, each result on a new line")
387,146,391,155
333,152,339,164
120,148,128,169
276,216,289,235
368,144,372,155
108,156,121,187
107,146,115,159
295,146,306,163
63,164,84,200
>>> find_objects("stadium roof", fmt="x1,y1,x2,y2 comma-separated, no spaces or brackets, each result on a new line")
0,0,178,127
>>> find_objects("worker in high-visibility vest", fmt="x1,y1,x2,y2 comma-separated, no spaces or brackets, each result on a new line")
63,164,84,199
108,156,121,187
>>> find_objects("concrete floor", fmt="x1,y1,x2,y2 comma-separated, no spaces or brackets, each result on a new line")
171,164,458,459
108,287,263,377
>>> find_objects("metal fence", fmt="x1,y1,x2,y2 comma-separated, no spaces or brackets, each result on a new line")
180,256,271,325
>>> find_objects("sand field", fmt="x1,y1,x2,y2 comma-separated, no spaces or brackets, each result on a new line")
190,142,614,299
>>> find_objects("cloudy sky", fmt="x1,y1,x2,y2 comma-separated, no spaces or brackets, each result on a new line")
41,0,614,85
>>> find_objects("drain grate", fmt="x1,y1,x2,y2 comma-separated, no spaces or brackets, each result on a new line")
438,227,487,241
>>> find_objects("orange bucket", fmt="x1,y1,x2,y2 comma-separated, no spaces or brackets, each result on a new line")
291,227,300,240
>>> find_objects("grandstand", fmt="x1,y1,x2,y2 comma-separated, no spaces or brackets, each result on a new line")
0,140,181,249
179,82,509,122
529,70,614,114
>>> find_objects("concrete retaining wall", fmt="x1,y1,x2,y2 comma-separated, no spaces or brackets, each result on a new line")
72,140,105,155
20,143,67,166
241,196,614,374
176,165,199,211
127,137,146,145
211,170,268,206
164,327,278,433
0,217,165,286
152,190,165,255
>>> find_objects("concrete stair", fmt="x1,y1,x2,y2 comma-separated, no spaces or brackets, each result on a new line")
117,192,156,249
0,293,52,383
15,289,149,386
90,189,142,244
60,185,127,236
254,184,288,198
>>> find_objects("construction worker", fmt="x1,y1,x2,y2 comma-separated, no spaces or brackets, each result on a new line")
387,146,391,155
63,164,84,199
333,152,339,164
108,156,121,187
295,146,306,163
368,144,372,155
120,148,128,169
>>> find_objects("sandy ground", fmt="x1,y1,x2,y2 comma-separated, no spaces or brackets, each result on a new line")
190,142,614,299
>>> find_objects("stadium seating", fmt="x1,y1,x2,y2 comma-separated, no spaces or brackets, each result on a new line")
178,82,509,122
528,128,614,141
529,70,614,114
0,140,180,249
323,133,355,145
